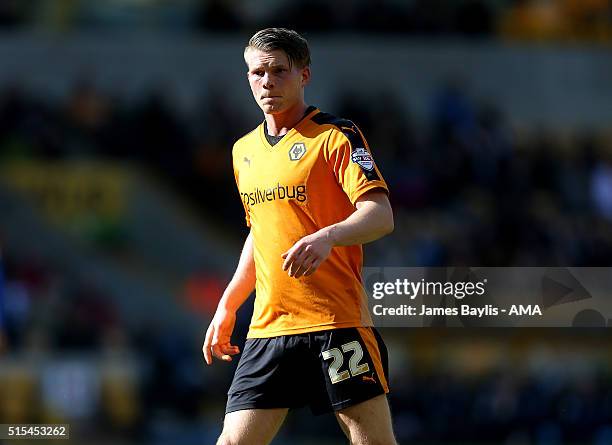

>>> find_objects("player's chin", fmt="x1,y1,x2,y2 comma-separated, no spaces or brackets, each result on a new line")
259,102,284,114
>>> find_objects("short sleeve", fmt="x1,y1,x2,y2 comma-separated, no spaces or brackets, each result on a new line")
324,122,389,205
233,153,251,227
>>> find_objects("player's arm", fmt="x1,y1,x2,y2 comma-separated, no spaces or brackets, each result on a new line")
325,190,393,246
282,190,393,278
203,230,255,365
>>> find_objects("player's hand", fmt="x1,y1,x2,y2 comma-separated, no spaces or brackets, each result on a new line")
281,229,334,278
203,307,241,365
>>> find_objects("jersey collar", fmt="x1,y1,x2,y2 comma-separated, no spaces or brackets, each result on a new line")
259,106,320,150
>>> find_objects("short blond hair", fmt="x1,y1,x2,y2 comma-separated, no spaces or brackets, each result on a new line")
246,28,311,69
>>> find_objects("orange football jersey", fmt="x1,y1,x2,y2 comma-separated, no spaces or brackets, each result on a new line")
232,108,389,338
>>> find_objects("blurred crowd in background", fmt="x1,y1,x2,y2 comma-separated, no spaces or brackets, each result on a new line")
1,1,612,444
1,0,612,43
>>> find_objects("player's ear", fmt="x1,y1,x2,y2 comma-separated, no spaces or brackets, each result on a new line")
301,66,311,86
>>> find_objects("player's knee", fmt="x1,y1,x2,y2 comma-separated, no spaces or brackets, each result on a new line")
350,438,397,445
215,433,229,445
217,428,264,445
216,431,240,445
347,430,397,445
218,432,275,445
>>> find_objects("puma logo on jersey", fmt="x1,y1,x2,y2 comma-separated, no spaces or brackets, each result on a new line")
341,126,357,134
243,156,251,166
362,373,377,384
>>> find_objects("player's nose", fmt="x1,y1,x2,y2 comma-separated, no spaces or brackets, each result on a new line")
262,73,274,89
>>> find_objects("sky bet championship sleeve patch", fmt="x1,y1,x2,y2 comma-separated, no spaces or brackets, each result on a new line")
340,124,379,180
351,147,374,171
311,112,381,181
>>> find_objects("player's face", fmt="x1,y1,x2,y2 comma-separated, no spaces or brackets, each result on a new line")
245,48,310,115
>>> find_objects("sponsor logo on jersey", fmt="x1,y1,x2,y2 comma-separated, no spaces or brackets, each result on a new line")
289,142,307,161
351,147,374,171
241,183,307,206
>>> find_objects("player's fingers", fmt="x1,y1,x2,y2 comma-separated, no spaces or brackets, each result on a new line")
289,255,308,277
281,246,297,269
304,258,323,276
220,343,240,355
203,345,213,365
282,243,304,271
203,344,211,365
302,263,317,276
203,326,214,365
293,254,315,278
282,251,296,271
216,343,237,362
287,246,310,276
211,343,226,360
295,249,316,275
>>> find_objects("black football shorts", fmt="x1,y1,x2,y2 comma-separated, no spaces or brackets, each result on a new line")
225,327,389,415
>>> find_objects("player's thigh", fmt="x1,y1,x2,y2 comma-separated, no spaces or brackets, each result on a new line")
217,408,289,445
334,394,397,445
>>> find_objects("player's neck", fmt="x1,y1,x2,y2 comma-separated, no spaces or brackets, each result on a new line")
264,103,309,137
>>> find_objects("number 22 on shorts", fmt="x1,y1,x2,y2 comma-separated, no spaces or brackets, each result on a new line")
322,341,370,384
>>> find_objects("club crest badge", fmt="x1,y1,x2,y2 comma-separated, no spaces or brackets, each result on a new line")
351,147,374,171
289,142,306,161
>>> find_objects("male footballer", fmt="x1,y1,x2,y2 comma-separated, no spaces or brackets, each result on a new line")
203,28,397,445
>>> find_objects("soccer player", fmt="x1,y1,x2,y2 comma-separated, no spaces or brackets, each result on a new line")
203,28,397,445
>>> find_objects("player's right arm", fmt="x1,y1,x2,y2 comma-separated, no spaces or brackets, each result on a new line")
203,230,255,365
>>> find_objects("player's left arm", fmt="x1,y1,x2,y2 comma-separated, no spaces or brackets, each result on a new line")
281,190,393,278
